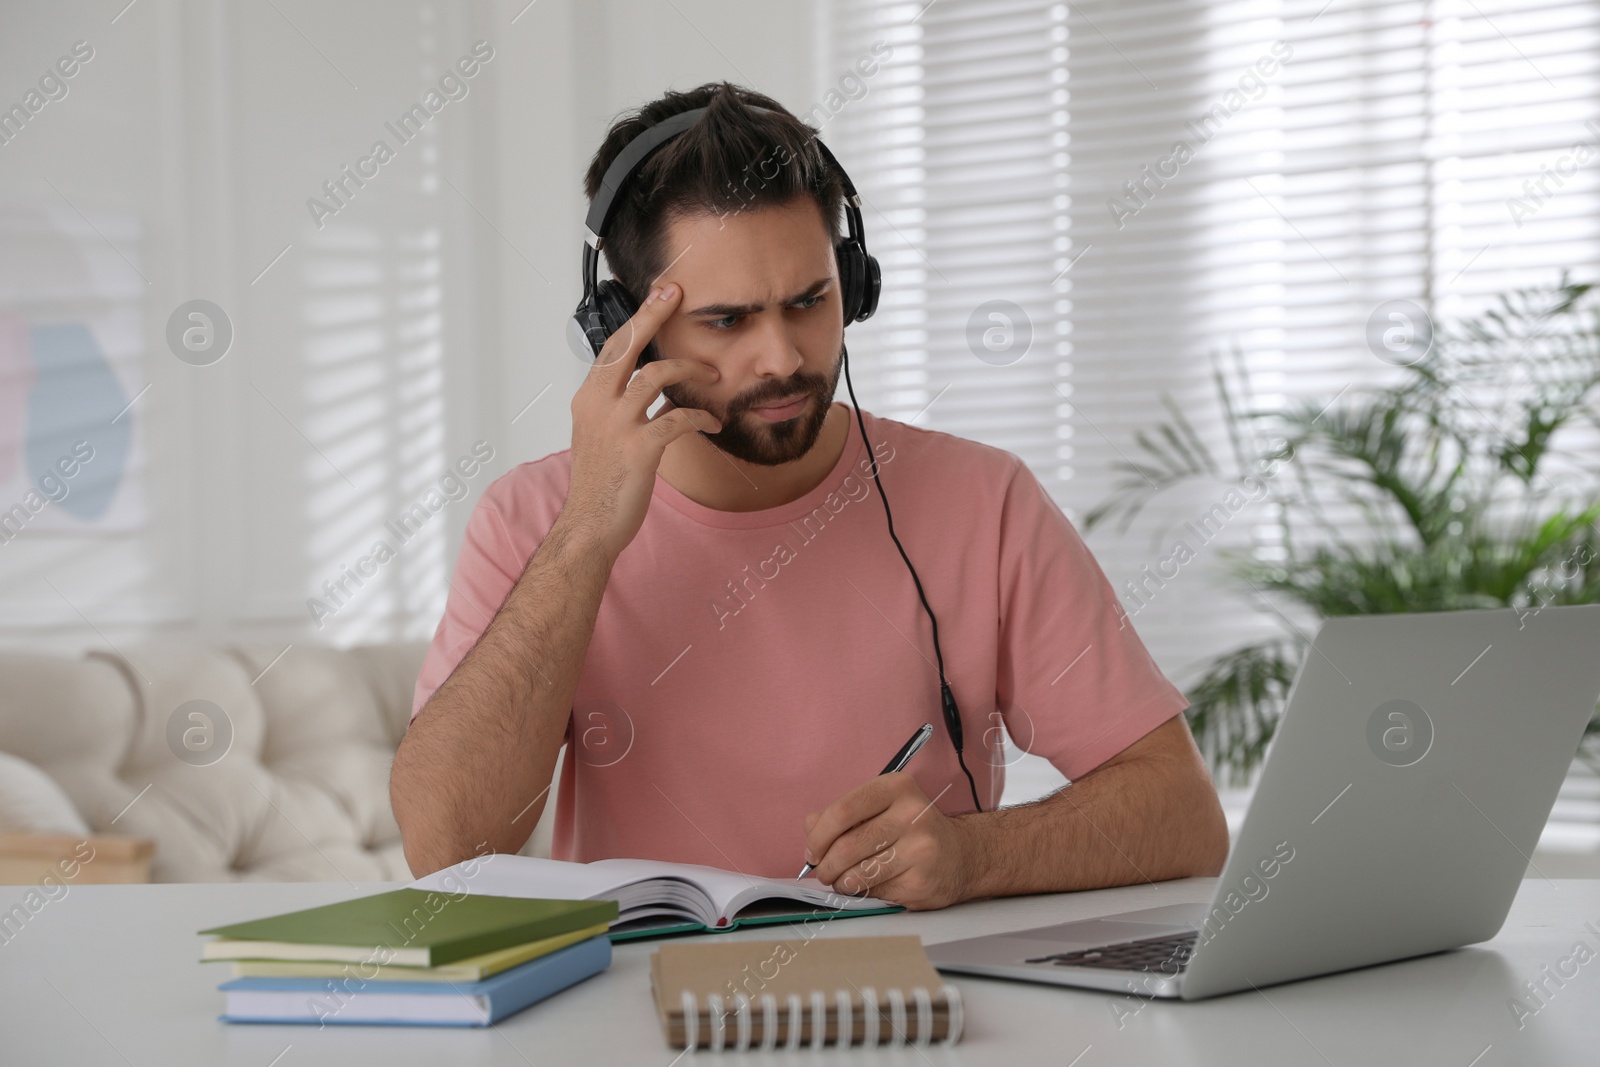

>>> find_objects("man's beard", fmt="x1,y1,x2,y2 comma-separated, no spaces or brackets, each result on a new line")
662,343,845,467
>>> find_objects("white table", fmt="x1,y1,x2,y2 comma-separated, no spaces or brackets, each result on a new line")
2,877,1596,1065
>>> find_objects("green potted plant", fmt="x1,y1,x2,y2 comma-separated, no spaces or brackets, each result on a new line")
1086,277,1600,786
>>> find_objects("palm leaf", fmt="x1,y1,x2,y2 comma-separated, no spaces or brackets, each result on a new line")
1182,640,1302,788
1089,277,1600,784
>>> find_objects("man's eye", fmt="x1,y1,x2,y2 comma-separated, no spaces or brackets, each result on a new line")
703,295,824,331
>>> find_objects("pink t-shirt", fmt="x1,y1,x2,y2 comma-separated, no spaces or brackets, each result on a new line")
411,403,1187,879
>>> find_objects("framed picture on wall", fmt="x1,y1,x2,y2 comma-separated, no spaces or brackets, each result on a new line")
0,199,145,538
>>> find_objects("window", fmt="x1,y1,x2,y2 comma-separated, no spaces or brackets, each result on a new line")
823,0,1600,820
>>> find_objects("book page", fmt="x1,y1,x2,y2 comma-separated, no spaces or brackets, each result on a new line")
412,854,887,928
412,855,714,925
591,859,891,923
414,855,623,899
722,877,893,922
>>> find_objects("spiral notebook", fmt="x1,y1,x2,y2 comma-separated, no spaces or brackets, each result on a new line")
650,935,964,1051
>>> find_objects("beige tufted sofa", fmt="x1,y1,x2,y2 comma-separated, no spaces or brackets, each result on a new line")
0,640,556,882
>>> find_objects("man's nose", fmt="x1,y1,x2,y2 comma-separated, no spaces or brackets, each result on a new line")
747,314,804,379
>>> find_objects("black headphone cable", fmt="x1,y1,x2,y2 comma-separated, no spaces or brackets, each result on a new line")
840,345,984,814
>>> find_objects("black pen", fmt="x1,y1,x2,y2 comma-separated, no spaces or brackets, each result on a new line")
797,722,935,880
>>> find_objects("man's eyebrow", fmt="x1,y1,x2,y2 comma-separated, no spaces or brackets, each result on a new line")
684,277,832,318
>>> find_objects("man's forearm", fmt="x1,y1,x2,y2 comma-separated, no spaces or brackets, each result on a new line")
953,740,1229,900
391,512,614,877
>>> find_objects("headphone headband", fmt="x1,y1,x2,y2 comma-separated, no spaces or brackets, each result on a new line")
570,100,879,363
584,108,707,247
583,104,867,268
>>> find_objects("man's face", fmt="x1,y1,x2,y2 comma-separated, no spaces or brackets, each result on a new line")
651,195,845,466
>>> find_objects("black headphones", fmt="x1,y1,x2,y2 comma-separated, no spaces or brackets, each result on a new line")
570,104,982,812
568,106,881,364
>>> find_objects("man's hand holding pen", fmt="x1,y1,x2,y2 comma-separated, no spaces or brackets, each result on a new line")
801,771,984,912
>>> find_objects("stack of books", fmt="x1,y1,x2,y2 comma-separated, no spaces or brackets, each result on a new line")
198,889,618,1027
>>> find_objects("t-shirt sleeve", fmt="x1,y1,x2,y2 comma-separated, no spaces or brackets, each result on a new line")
993,458,1190,781
410,490,527,721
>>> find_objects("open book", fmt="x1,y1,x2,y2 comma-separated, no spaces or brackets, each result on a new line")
411,855,903,941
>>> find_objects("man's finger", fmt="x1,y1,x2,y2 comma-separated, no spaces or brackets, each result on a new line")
589,282,682,381
622,358,719,419
638,407,721,453
813,812,900,889
832,839,904,898
861,873,905,904
803,775,901,863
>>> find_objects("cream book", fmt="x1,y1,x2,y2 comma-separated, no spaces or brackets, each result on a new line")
411,854,903,940
226,922,611,982
651,935,964,1050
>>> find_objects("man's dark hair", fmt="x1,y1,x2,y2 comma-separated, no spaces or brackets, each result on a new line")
582,81,845,305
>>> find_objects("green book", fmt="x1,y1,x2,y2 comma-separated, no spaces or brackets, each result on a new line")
199,890,618,968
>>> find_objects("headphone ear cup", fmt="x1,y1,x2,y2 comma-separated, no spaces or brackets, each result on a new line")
569,296,609,362
595,279,654,366
836,240,863,324
858,251,881,320
595,279,638,335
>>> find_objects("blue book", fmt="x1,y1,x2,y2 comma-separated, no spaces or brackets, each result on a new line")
217,934,611,1027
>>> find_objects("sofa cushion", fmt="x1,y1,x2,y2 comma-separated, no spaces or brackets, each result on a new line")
0,751,90,836
0,640,431,882
0,648,139,837
0,638,573,881
228,643,407,865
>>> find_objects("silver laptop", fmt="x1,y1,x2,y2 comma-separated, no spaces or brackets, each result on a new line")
928,605,1600,1000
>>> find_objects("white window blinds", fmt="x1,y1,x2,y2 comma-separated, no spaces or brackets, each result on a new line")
821,0,1600,815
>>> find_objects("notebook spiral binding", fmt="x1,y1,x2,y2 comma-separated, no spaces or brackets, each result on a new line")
678,982,963,1050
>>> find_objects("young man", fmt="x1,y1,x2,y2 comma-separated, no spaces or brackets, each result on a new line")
390,82,1228,909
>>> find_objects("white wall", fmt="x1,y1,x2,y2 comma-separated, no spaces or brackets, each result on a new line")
0,0,820,653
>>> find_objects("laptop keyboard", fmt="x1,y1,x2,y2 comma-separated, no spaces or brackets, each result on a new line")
1026,930,1198,973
